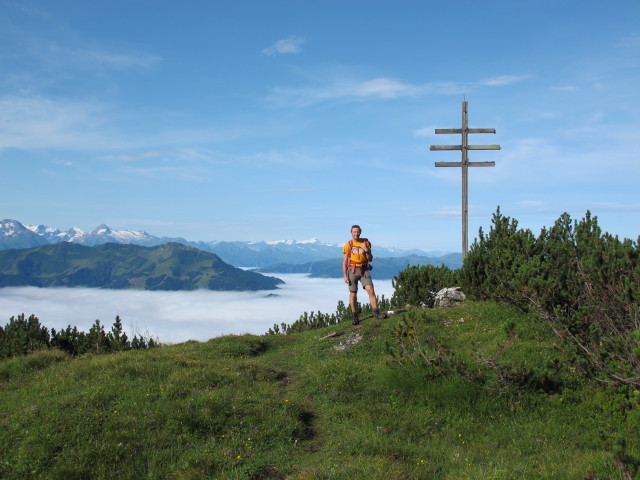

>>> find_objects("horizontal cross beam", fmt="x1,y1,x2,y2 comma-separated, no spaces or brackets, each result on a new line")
435,128,496,134
435,161,496,167
430,145,501,151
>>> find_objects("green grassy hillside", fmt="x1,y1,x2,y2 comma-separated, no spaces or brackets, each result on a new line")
0,242,283,291
1,301,638,479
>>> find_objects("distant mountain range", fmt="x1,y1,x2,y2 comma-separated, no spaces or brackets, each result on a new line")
258,253,462,280
0,219,459,269
0,242,283,291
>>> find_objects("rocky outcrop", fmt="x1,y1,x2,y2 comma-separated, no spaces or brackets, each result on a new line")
434,287,466,308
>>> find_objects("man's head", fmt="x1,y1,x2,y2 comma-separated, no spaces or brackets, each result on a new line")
351,225,361,240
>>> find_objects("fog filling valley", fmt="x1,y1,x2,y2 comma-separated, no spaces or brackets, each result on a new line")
0,274,394,343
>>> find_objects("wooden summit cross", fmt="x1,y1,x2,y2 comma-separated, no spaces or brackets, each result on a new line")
430,101,500,260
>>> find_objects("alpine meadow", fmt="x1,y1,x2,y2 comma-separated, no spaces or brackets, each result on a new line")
2,210,639,479
2,1,640,479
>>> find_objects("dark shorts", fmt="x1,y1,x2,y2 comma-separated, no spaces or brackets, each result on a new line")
347,267,373,293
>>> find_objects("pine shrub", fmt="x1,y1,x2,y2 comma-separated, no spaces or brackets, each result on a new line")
0,315,158,359
391,264,460,308
461,208,640,386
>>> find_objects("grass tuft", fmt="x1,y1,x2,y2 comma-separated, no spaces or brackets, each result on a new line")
1,300,639,479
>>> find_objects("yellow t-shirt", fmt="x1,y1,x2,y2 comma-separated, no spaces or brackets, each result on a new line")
343,239,371,266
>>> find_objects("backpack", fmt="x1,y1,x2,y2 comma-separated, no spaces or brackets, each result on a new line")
347,239,372,273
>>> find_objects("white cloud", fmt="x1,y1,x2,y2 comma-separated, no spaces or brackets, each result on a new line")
479,75,530,86
616,32,640,48
0,95,112,150
44,44,161,71
587,202,640,213
267,74,531,107
354,78,414,98
430,205,463,217
0,275,394,343
248,148,327,169
412,126,437,137
0,93,248,153
551,85,579,92
262,35,305,56
517,200,545,207
100,151,164,163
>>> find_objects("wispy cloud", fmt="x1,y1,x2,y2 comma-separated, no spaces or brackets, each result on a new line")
478,75,531,86
101,151,164,163
504,201,640,226
517,200,546,207
412,125,438,137
100,148,232,182
0,92,251,153
248,148,333,169
496,128,640,187
1,3,161,74
616,32,640,48
260,186,315,194
262,35,305,56
354,78,415,98
585,202,640,213
46,45,161,71
0,95,113,150
551,85,579,92
267,74,531,107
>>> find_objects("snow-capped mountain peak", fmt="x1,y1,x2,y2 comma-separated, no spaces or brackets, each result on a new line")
25,224,59,236
78,224,154,246
265,238,336,247
1,219,454,268
1,219,51,248
4,220,155,246
60,227,86,242
92,224,111,235
0,220,20,236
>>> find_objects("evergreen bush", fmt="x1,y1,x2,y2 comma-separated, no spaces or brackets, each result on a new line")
0,314,157,359
391,264,460,308
461,208,640,386
267,296,391,335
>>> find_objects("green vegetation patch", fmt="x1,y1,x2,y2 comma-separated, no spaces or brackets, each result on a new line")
1,300,639,479
0,242,283,291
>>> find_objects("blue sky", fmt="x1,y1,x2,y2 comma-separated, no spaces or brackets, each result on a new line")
1,0,638,252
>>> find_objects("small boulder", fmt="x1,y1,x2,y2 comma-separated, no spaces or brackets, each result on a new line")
434,287,466,308
333,332,364,351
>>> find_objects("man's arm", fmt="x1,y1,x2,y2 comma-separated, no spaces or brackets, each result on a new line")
362,241,373,261
343,253,350,283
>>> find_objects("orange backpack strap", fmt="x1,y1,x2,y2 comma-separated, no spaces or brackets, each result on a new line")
348,240,355,273
347,239,368,273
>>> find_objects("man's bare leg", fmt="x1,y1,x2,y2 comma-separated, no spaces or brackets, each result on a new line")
364,284,378,311
364,284,386,319
350,291,358,312
349,291,359,324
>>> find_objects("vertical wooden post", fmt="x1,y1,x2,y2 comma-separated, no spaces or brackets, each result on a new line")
461,102,469,256
430,101,500,260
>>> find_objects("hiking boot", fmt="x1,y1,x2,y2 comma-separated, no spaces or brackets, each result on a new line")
373,309,387,319
352,312,359,325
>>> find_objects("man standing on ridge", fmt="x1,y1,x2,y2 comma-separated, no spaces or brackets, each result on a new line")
342,224,386,325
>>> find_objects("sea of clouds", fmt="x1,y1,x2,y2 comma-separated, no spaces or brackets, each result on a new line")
0,274,394,343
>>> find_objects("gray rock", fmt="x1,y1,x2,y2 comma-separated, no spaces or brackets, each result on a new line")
434,287,466,308
333,332,364,351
